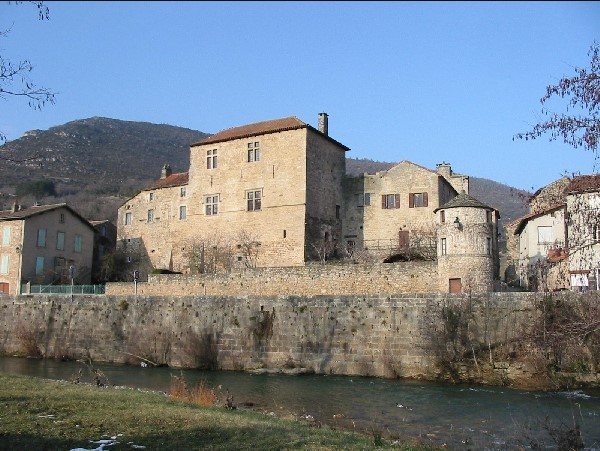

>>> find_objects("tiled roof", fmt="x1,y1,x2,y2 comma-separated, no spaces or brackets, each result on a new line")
146,172,189,190
566,174,600,194
0,203,67,220
513,203,566,235
0,203,94,230
192,116,350,151
434,192,497,213
193,117,307,146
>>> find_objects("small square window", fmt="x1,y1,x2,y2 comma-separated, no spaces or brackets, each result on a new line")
59,213,65,223
149,192,154,201
147,209,155,223
180,187,187,197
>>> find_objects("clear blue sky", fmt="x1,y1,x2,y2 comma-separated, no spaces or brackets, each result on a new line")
2,1,598,190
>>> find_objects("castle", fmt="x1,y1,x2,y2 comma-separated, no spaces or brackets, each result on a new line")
117,114,499,293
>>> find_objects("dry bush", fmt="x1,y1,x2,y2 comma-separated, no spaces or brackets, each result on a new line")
15,322,42,358
169,375,217,407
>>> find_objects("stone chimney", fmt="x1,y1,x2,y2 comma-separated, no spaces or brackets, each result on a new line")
161,163,172,179
436,162,452,178
11,201,19,213
318,112,329,136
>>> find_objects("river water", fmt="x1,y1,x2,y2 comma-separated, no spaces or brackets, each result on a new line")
1,357,599,449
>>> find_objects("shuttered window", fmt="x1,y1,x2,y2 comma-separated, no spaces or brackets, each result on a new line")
382,194,400,209
409,192,428,208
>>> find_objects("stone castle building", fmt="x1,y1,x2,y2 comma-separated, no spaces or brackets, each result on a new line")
117,114,499,293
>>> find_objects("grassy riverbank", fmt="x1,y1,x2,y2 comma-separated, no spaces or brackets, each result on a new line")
0,373,423,450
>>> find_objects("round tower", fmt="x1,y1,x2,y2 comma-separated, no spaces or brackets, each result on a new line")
434,192,499,293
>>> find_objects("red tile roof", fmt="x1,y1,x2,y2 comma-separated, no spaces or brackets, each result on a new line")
192,116,350,151
146,172,189,190
566,174,600,194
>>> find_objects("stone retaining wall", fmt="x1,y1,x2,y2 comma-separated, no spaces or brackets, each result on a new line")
105,261,439,296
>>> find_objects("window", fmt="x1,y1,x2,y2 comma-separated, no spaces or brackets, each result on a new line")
336,205,341,219
356,193,371,207
247,141,260,162
382,194,400,209
207,149,217,169
74,235,82,253
56,232,65,251
283,230,287,239
0,255,8,274
37,228,47,247
440,211,446,223
247,190,262,211
180,187,186,197
441,238,447,256
149,192,154,201
486,237,492,255
59,213,65,223
537,226,553,244
35,256,45,276
100,225,107,237
179,205,187,220
2,227,10,246
124,212,132,225
591,224,600,241
147,209,155,223
486,210,493,223
205,195,219,216
409,192,428,208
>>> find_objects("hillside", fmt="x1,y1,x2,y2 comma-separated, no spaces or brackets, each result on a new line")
0,118,529,227
0,117,208,220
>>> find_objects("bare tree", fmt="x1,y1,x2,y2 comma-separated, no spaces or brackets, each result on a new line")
186,235,234,275
514,42,599,152
236,230,261,268
1,1,55,147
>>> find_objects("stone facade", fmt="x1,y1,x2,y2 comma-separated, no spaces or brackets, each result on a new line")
118,117,348,279
115,114,500,292
342,161,459,259
105,261,439,296
0,204,95,295
435,194,499,293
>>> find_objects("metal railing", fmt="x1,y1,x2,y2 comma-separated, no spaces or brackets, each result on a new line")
22,284,105,295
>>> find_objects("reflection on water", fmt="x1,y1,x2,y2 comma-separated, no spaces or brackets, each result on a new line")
1,357,599,449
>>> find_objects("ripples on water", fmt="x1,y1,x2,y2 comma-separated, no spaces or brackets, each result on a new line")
1,357,599,449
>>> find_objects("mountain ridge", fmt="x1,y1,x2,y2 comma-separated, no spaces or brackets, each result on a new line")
0,117,529,226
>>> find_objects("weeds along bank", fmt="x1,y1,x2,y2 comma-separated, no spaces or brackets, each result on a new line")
0,292,598,389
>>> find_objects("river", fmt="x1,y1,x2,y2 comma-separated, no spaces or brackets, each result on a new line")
1,357,598,449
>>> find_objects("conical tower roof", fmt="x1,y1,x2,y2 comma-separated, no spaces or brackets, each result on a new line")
434,191,497,213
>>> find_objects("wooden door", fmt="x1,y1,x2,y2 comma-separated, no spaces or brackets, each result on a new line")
449,278,462,294
0,283,9,294
398,230,409,249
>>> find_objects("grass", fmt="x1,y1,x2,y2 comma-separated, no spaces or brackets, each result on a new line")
0,373,427,450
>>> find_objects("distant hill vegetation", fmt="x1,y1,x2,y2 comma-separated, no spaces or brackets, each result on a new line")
0,118,529,228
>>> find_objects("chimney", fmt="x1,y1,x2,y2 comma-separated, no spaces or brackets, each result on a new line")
436,162,452,178
161,163,172,179
318,112,329,136
11,201,19,213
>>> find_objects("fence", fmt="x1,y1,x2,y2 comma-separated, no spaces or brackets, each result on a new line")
22,284,106,295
